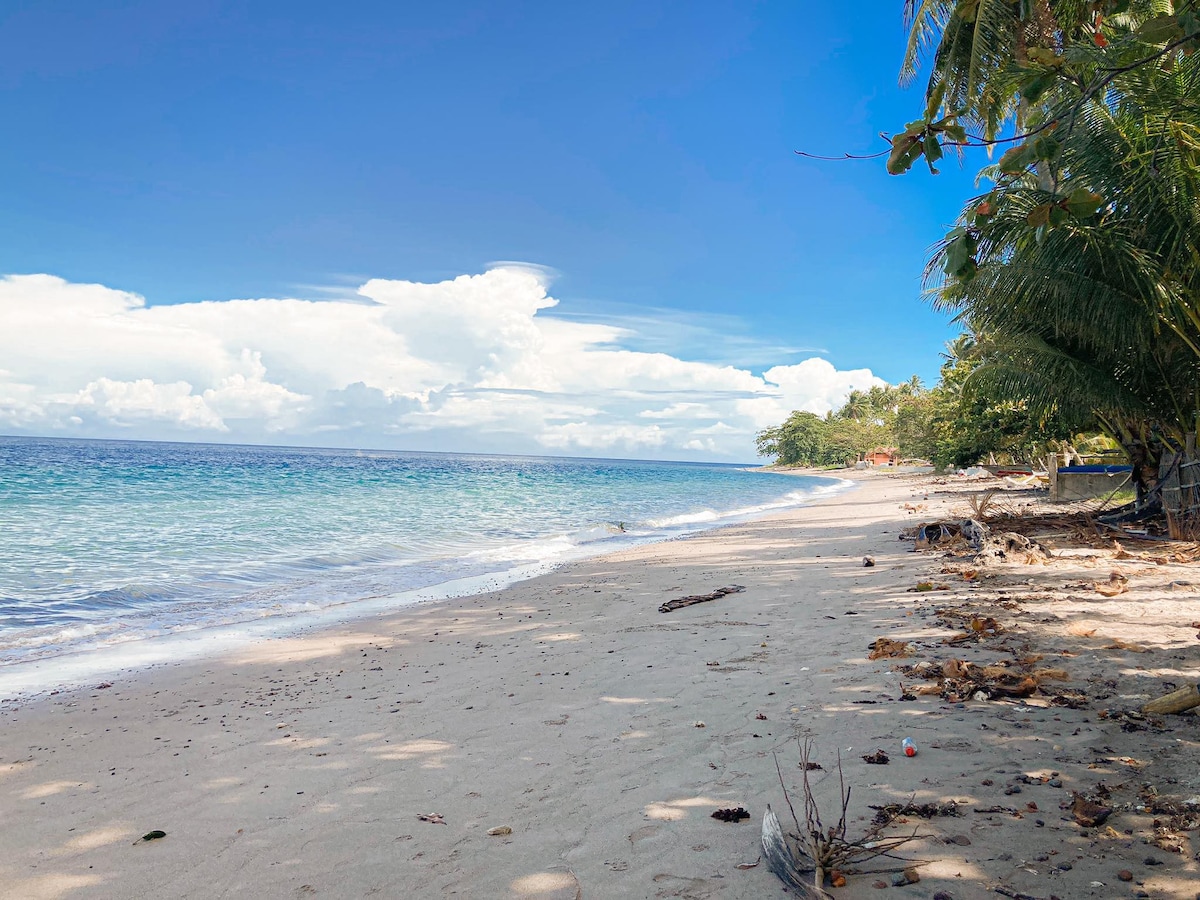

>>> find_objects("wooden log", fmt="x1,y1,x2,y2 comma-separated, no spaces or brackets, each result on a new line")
1142,683,1200,715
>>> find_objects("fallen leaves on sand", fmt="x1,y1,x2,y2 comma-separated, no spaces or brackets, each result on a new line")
1070,794,1112,827
937,609,1004,644
1141,789,1200,850
895,656,1061,702
1049,690,1089,709
862,750,890,765
418,813,446,825
990,677,1039,698
870,800,961,825
868,638,912,660
970,616,1002,634
735,857,760,870
133,830,166,844
1032,667,1070,681
1112,540,1200,565
1094,572,1129,597
944,658,969,678
1104,639,1147,652
711,807,750,822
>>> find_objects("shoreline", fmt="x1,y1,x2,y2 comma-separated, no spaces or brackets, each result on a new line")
4,470,1196,898
0,472,854,702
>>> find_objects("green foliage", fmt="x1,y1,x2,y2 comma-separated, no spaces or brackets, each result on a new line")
774,3,1200,476
755,411,827,466
899,0,1200,489
896,1,1200,176
923,333,1087,469
755,381,928,467
929,50,1200,459
753,336,1096,471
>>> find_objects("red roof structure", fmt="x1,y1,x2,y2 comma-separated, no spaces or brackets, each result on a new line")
865,447,899,466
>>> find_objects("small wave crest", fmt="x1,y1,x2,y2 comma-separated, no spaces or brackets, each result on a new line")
0,441,853,690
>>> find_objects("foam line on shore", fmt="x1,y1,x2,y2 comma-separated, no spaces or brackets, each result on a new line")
0,478,856,699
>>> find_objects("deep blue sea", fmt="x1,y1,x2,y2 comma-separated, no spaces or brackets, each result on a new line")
0,437,846,678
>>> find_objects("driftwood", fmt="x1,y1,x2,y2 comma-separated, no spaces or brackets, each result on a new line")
659,584,744,613
1142,683,1200,715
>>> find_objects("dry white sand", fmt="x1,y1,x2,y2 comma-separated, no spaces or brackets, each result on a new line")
2,472,1199,899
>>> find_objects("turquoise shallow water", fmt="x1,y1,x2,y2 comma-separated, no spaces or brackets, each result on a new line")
0,437,846,666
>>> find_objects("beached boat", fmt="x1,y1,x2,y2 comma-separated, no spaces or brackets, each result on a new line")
983,464,1036,477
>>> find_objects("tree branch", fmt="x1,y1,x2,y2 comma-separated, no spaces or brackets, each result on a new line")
797,30,1200,163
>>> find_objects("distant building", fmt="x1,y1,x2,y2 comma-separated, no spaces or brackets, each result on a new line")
865,447,899,466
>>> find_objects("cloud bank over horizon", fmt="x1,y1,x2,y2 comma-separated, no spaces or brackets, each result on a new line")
0,268,886,460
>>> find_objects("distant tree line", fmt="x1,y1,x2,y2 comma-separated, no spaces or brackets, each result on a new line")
755,341,1085,470
754,380,924,469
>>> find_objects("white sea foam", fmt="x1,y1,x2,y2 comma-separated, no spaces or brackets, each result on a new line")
0,438,855,698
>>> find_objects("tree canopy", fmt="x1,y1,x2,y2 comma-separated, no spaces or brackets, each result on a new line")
755,382,929,468
913,0,1200,488
767,3,1200,483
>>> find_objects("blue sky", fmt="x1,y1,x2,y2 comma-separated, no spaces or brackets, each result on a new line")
0,1,985,459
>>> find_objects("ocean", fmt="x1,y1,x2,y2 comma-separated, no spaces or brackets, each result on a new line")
0,436,847,689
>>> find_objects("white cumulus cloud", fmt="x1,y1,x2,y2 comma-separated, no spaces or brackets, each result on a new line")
0,268,888,459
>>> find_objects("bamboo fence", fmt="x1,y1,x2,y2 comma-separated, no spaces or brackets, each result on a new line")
1159,435,1200,539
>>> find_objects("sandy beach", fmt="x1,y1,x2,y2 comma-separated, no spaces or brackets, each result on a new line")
3,472,1199,899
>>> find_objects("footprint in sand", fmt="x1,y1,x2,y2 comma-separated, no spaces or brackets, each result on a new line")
651,873,720,899
628,824,660,844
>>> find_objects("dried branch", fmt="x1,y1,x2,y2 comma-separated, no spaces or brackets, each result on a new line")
764,739,926,895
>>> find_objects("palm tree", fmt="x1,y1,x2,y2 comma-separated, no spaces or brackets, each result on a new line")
928,41,1200,492
902,0,1071,138
840,390,870,422
900,2,1186,139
